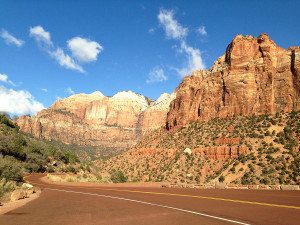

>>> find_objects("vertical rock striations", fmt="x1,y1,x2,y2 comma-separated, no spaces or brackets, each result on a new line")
167,33,300,129
17,91,175,148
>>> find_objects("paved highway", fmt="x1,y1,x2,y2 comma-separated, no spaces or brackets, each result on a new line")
0,174,299,225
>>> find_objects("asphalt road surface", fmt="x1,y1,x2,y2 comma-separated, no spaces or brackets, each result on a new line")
1,174,300,225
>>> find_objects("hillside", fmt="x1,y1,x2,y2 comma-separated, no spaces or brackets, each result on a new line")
98,33,300,186
0,114,81,197
12,33,300,186
99,111,300,185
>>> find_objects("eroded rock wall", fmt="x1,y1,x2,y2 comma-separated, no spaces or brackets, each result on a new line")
167,34,300,129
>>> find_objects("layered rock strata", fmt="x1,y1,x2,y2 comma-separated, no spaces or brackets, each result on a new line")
167,33,300,129
17,91,175,148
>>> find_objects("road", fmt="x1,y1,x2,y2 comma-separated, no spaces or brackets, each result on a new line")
0,174,300,225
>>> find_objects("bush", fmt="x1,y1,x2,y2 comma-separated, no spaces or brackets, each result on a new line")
65,165,78,174
61,151,79,164
110,170,127,183
218,175,225,183
0,178,17,197
0,114,16,128
0,157,23,182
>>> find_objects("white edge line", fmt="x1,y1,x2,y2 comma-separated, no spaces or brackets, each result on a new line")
45,187,251,225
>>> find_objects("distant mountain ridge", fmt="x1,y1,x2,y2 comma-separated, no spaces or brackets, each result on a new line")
17,33,300,157
97,33,300,185
17,91,175,149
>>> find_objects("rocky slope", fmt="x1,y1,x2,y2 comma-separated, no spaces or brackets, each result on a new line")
167,33,300,129
17,91,175,149
100,111,300,185
99,33,300,185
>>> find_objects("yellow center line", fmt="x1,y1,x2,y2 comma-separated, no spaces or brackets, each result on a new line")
25,176,300,210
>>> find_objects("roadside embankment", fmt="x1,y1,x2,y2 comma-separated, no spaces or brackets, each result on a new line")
0,183,41,215
166,183,300,190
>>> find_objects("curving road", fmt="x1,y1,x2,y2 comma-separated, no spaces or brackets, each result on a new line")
1,174,300,225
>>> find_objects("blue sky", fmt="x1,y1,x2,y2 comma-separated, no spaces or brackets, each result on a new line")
0,0,299,115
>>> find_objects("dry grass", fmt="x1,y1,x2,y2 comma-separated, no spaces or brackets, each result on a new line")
47,173,110,183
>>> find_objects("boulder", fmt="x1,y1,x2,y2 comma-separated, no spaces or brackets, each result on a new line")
21,183,33,189
10,190,27,202
183,148,192,155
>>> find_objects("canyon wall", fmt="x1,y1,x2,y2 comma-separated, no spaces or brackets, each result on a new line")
167,33,300,129
17,33,300,151
17,91,175,148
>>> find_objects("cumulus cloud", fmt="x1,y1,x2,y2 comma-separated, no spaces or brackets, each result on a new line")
29,25,101,73
157,9,206,78
0,30,24,47
196,26,207,36
65,87,75,95
51,48,85,73
67,37,103,63
0,86,45,115
41,88,48,92
177,41,205,77
147,67,167,83
0,73,15,86
29,25,52,46
158,9,188,40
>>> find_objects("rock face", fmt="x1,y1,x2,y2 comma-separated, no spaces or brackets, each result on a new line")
167,33,300,129
17,91,175,149
193,146,248,160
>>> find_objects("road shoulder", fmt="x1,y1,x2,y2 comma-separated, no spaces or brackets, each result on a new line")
0,189,41,215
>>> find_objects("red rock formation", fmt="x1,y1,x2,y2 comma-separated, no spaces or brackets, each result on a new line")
17,91,175,148
215,137,240,145
167,34,300,129
194,145,248,160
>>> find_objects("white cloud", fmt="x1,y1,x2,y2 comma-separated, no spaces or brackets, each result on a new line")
66,87,75,95
157,9,206,78
158,9,188,40
196,26,207,36
29,26,97,73
41,88,48,92
67,37,103,63
177,41,205,77
29,25,52,46
148,28,155,34
0,73,15,86
0,74,8,83
0,86,44,115
147,67,167,83
0,30,24,47
51,48,85,73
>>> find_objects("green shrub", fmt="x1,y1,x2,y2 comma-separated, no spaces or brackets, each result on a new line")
110,170,128,183
0,114,16,128
0,157,23,182
218,175,225,183
0,178,17,197
61,151,79,164
65,165,78,174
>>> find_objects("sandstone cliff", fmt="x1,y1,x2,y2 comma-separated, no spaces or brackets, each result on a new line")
17,91,175,148
167,33,300,129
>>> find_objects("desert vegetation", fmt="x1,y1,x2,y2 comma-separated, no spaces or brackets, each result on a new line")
0,114,81,197
99,111,300,185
